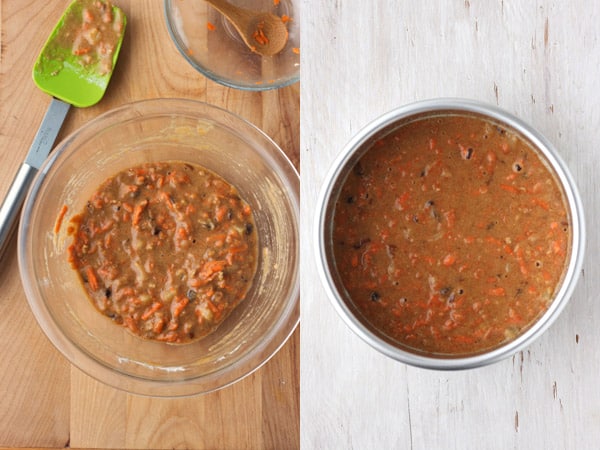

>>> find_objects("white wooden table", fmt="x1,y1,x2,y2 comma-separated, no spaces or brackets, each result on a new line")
300,1,600,448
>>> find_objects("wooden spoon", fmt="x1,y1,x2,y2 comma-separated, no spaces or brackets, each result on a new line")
205,0,288,56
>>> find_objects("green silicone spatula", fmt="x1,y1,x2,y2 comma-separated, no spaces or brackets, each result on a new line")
0,0,126,259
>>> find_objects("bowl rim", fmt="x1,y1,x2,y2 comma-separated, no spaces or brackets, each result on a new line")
314,97,586,370
18,98,300,396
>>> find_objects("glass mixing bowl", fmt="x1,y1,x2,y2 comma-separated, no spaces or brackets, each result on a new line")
164,0,300,90
18,98,299,396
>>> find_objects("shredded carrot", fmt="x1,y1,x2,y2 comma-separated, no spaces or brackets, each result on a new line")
452,335,476,344
515,247,529,275
54,205,68,234
86,266,99,291
160,192,176,210
442,253,457,266
215,205,229,222
124,316,138,332
73,46,92,55
83,8,94,23
199,260,227,279
141,301,163,321
205,299,222,320
488,287,506,296
252,21,269,46
552,239,564,255
507,308,523,324
206,233,227,244
132,199,148,226
153,318,165,334
207,21,216,31
532,198,549,210
292,47,300,55
171,297,189,318
500,184,519,194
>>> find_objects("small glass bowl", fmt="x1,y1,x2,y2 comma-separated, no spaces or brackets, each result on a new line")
164,0,300,90
19,98,299,396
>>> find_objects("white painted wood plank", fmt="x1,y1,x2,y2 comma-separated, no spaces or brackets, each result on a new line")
300,0,600,448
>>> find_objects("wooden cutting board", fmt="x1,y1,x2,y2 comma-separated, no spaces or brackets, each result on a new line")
0,1,299,448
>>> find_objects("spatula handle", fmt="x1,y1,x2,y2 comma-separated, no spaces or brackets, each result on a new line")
0,98,70,260
0,164,38,259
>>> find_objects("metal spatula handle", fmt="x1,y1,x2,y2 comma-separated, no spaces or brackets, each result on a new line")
0,164,39,259
0,98,70,260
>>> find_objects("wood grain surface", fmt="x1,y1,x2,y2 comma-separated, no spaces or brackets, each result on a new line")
0,1,299,449
300,1,600,449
